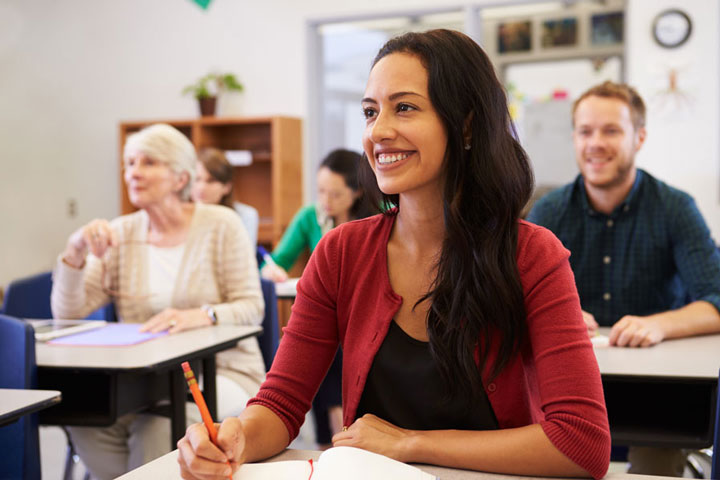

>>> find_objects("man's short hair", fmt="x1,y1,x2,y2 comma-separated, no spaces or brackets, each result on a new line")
572,81,646,130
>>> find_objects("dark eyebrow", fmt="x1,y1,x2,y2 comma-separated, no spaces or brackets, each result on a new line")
361,91,424,104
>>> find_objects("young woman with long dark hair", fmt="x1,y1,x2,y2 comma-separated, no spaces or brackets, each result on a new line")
177,29,610,480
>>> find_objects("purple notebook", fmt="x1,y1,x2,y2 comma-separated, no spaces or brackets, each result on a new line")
48,323,168,346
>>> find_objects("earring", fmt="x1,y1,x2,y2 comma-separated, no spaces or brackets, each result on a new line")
464,143,471,150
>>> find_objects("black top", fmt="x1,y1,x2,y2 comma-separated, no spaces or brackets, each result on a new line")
356,320,498,431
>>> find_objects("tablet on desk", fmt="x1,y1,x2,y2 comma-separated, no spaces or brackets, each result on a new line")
29,319,107,342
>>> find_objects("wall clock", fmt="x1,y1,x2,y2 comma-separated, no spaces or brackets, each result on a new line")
652,9,692,48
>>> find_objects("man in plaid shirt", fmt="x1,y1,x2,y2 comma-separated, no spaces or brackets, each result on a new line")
528,80,720,476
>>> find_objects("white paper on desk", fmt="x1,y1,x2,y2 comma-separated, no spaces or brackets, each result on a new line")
236,447,437,479
275,277,299,297
237,460,309,479
225,150,253,166
47,323,166,346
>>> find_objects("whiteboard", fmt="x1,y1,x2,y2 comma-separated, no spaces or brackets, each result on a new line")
522,100,577,187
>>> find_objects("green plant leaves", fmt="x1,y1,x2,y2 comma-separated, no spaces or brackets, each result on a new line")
182,72,244,99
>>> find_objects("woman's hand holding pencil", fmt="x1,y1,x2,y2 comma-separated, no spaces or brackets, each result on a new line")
178,361,244,480
177,362,290,479
177,417,247,480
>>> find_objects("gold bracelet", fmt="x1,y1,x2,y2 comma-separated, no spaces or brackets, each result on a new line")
61,255,85,269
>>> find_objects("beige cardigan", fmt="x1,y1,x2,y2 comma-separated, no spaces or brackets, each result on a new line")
51,203,266,393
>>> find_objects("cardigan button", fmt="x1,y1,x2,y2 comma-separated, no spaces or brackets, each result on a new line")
487,382,497,392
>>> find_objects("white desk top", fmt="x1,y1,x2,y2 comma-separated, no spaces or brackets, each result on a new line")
36,325,261,371
0,389,61,425
119,448,675,480
593,327,720,379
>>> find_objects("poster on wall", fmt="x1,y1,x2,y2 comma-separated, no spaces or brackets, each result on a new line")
591,12,624,45
498,21,532,53
541,18,578,48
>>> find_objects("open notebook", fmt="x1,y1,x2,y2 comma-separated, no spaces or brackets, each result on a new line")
237,447,437,480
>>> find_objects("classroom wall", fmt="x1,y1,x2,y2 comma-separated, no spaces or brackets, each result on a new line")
0,0,447,288
0,0,718,288
626,0,720,239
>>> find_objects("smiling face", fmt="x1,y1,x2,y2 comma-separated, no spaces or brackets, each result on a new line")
191,162,231,205
123,152,186,209
573,95,646,191
361,52,448,199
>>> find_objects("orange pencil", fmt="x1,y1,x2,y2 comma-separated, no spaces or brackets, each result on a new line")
181,361,232,479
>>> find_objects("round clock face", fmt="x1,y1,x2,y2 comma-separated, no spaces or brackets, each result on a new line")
653,9,692,48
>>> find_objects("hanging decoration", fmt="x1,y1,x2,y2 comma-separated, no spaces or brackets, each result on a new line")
190,0,213,10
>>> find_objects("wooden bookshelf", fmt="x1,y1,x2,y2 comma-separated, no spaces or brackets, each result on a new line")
118,116,303,247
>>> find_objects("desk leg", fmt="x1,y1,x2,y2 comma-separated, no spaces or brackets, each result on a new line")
170,368,186,447
202,355,218,421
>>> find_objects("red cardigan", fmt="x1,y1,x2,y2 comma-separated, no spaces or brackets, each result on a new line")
249,213,611,479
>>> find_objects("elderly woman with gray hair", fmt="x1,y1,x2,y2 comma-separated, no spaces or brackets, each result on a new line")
51,123,265,479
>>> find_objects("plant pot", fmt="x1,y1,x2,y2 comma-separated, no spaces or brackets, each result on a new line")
198,96,217,116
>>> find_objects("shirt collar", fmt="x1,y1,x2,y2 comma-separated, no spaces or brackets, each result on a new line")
577,169,644,218
315,204,335,236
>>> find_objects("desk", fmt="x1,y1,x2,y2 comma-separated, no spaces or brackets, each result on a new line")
118,448,675,480
594,328,720,448
0,389,61,427
36,325,261,448
275,278,298,300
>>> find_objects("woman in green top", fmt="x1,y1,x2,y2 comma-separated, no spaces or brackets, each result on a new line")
261,148,380,447
261,148,379,281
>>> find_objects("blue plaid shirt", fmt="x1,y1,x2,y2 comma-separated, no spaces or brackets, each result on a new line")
527,169,720,326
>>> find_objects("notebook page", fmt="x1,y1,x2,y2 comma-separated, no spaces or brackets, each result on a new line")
235,460,310,479
315,446,437,480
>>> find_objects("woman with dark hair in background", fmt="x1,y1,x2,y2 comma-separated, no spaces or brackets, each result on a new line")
260,148,378,282
178,29,610,480
261,148,380,448
191,147,260,247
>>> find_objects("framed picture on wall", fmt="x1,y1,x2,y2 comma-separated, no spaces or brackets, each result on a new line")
498,21,532,54
591,11,624,45
541,17,578,48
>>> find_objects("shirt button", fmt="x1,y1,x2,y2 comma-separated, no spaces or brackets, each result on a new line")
487,383,497,392
606,219,614,228
603,256,611,264
603,292,611,301
623,205,629,212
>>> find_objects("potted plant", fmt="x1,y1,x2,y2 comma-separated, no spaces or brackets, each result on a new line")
182,72,244,116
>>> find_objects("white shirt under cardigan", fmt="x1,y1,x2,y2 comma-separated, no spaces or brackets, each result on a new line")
51,203,266,394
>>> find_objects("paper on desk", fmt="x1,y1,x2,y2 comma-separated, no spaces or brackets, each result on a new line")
275,277,299,297
47,323,167,346
591,334,610,348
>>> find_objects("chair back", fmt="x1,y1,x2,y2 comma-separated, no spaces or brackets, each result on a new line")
257,278,280,370
2,271,116,322
2,272,53,318
0,314,41,480
712,368,719,480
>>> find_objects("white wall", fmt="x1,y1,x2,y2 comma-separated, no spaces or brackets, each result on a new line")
0,0,718,288
0,0,445,287
627,0,720,238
